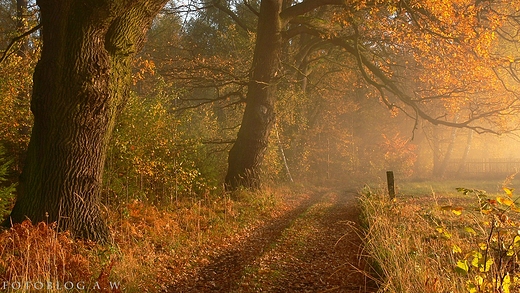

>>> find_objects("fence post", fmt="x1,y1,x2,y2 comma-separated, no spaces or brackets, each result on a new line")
386,171,395,200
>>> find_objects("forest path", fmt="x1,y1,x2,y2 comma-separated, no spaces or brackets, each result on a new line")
165,189,377,292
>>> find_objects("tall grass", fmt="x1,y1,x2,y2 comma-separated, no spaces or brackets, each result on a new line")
360,186,464,292
360,179,520,293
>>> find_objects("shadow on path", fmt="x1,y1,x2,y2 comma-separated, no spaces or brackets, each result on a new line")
165,195,320,292
165,189,378,292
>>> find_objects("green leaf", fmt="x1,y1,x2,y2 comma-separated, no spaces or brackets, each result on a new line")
455,260,469,275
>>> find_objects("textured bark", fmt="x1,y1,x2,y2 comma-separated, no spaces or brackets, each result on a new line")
225,0,283,190
5,0,166,243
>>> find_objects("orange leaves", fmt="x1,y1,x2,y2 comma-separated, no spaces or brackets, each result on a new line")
0,220,95,284
0,53,35,155
380,133,418,177
339,0,518,131
132,57,156,84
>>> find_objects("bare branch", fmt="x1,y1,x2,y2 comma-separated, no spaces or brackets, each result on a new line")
280,0,344,24
175,90,245,111
243,0,259,17
329,30,513,134
0,23,42,64
212,0,253,33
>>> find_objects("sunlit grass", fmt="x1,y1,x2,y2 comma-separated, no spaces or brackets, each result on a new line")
397,179,513,197
0,185,300,292
361,178,520,293
108,185,300,291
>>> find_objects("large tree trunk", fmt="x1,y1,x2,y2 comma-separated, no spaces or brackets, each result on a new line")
225,0,283,190
5,0,166,243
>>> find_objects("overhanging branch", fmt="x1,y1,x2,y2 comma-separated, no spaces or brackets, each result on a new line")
330,33,513,134
0,23,42,64
212,0,253,33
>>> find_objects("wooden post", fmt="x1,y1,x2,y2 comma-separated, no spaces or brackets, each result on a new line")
386,171,395,199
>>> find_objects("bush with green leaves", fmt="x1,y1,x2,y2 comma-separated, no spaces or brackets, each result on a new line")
103,80,235,205
448,187,520,293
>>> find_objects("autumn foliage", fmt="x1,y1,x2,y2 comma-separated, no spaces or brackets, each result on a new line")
0,0,520,290
0,221,95,288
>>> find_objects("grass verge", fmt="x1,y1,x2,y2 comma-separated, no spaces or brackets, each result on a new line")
360,178,520,293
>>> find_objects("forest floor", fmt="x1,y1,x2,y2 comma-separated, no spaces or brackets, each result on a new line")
163,189,378,292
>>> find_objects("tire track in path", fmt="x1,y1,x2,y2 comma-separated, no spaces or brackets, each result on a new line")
165,189,377,292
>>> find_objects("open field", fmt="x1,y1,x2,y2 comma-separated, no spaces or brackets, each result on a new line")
361,177,520,293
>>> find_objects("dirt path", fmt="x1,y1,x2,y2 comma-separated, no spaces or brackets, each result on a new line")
165,189,377,292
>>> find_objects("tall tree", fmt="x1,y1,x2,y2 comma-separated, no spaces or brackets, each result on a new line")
5,0,167,243
223,0,520,189
225,0,283,189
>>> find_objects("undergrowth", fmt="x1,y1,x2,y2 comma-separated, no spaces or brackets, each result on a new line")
361,179,520,293
0,185,297,292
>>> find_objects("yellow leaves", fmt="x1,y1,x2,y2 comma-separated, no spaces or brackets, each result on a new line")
452,244,462,254
503,187,514,197
452,207,463,216
455,259,469,275
473,30,497,58
497,196,515,207
464,227,477,236
132,57,156,84
503,273,512,293
514,235,520,247
435,226,452,239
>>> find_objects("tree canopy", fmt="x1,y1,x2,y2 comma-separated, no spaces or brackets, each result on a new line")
0,0,519,241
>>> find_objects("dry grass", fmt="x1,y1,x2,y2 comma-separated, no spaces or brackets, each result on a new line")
0,221,109,292
360,180,520,293
360,188,463,292
0,185,299,292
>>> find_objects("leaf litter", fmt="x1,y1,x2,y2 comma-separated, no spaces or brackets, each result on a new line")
163,189,377,292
